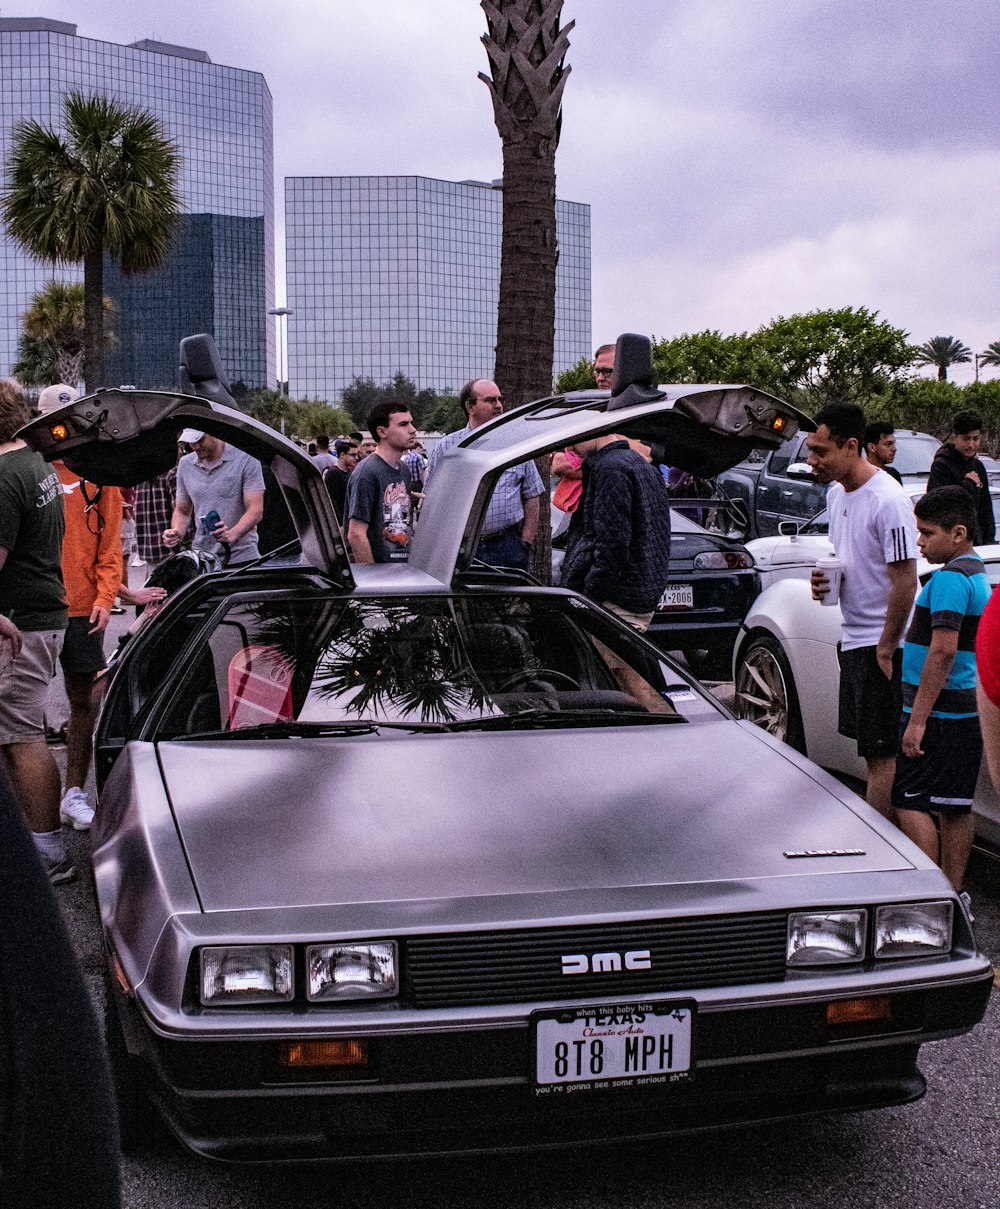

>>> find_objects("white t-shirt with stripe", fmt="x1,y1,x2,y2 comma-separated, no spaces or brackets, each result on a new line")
827,469,918,651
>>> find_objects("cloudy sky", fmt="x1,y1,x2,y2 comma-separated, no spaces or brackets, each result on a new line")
29,0,1000,382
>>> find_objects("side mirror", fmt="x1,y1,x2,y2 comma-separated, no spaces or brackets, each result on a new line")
777,520,800,537
179,334,238,410
785,462,816,480
607,333,664,410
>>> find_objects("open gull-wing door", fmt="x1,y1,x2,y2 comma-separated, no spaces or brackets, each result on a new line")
17,388,352,587
411,333,814,585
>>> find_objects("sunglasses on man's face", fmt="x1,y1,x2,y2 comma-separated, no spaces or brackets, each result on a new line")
594,367,614,378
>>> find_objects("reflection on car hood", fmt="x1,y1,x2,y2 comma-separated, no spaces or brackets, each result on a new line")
157,724,912,914
746,533,832,568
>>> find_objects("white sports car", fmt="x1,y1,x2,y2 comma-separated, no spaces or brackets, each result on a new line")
733,522,1000,851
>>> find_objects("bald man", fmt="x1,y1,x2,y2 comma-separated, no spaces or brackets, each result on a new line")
425,378,544,570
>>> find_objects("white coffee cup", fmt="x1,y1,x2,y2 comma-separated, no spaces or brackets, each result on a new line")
815,554,844,606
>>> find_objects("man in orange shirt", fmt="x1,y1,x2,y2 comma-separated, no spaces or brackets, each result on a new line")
38,385,124,828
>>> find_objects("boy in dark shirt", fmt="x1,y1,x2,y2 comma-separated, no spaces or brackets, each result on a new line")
892,486,991,894
926,409,995,544
345,403,416,564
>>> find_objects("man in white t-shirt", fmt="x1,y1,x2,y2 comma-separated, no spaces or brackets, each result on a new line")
807,403,918,820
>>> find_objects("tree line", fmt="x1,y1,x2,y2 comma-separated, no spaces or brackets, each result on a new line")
557,307,1000,452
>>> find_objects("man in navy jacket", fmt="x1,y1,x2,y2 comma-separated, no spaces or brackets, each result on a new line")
562,435,672,631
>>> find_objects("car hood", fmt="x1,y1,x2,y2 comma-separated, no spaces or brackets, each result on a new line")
746,533,833,569
157,722,913,916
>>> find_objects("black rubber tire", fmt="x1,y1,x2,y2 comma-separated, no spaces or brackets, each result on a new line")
104,976,160,1156
733,633,806,753
685,646,733,681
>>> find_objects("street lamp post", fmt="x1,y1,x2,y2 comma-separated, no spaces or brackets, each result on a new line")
268,306,293,396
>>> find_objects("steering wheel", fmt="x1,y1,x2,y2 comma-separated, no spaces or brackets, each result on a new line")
496,667,582,693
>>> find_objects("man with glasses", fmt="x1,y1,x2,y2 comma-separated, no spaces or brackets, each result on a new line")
426,378,544,570
323,438,359,525
552,345,617,515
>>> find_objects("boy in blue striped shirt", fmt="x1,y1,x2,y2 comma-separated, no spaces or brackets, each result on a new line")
892,486,992,891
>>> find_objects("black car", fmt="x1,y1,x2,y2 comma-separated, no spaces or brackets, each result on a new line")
646,509,758,679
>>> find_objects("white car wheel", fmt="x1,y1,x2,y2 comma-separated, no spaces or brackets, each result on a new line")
734,635,805,752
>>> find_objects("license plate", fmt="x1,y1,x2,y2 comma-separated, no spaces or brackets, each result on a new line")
658,585,694,610
533,1001,694,1092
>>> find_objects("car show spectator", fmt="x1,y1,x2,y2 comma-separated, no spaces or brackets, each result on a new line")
323,438,359,525
346,402,417,563
808,403,918,820
135,465,187,570
163,429,265,567
426,379,544,570
892,487,990,895
926,409,995,544
0,782,121,1208
312,434,337,473
864,421,903,485
975,580,1000,795
0,378,70,882
36,383,123,831
551,345,616,515
561,432,672,631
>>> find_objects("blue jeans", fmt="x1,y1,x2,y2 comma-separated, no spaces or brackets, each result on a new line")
477,527,530,570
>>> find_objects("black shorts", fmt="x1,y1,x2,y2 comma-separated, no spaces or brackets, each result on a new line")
892,714,983,817
837,644,902,759
58,615,107,676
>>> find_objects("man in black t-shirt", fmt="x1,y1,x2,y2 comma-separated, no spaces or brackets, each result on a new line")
323,438,359,526
346,403,416,563
0,379,71,883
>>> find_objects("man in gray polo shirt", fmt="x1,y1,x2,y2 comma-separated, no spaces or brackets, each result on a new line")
163,429,265,566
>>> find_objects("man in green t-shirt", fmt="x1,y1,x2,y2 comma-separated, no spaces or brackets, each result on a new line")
0,379,71,883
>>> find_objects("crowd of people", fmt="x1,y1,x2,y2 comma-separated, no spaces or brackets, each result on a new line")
806,402,1000,903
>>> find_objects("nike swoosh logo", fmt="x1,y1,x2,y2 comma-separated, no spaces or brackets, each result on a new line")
903,791,921,798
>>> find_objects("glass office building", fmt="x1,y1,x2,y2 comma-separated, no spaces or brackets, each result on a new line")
285,176,591,399
0,18,273,389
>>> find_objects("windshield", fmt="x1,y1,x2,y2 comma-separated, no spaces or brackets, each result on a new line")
892,434,939,476
156,593,716,739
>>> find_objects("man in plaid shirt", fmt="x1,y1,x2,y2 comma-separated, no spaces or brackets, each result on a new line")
135,467,188,568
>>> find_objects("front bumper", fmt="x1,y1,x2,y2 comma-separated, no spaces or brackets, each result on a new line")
114,967,993,1162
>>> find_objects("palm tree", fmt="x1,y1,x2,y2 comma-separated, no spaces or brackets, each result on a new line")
913,335,973,382
14,280,112,387
3,92,180,392
980,341,1000,369
479,0,573,581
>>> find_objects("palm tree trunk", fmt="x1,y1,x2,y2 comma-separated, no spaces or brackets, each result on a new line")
479,0,573,583
83,243,105,392
496,134,558,406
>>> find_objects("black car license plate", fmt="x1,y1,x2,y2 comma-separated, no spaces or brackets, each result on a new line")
533,1001,695,1093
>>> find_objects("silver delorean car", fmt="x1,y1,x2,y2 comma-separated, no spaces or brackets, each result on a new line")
23,337,992,1162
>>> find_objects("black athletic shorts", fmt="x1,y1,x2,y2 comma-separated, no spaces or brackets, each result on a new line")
892,714,983,817
58,615,107,676
837,644,903,760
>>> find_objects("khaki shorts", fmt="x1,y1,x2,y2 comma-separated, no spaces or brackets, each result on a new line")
601,600,654,633
0,629,63,744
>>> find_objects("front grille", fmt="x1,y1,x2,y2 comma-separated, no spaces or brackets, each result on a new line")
404,912,788,1008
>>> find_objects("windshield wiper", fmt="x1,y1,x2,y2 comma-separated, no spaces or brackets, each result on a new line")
439,709,685,731
177,719,450,741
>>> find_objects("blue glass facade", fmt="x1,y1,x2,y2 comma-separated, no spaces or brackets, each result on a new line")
0,19,273,388
285,176,591,399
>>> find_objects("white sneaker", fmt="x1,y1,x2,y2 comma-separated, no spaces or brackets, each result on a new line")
60,786,95,831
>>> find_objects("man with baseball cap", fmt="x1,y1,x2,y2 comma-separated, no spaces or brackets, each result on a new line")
37,384,124,831
164,429,265,566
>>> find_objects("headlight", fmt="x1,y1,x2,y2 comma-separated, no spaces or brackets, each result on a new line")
693,550,754,570
200,945,294,1005
306,941,398,1001
874,902,953,959
787,910,866,966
